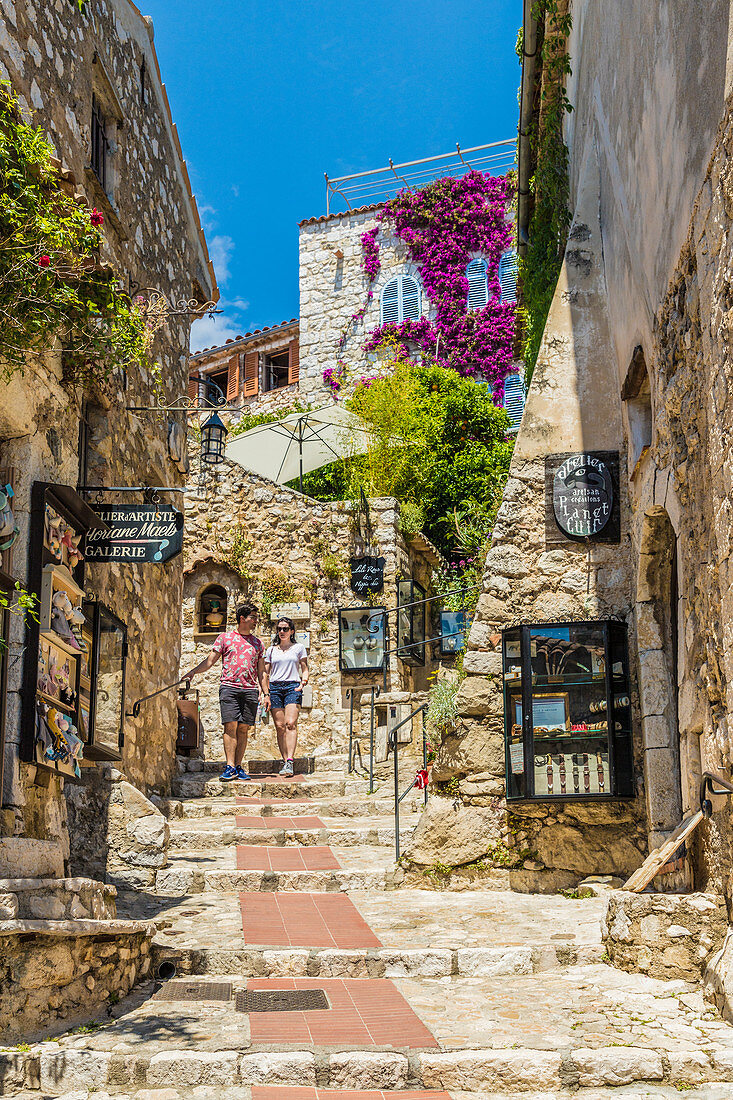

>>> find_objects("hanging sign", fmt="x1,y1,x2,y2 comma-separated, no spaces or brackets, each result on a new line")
350,555,385,595
545,452,620,544
84,504,184,563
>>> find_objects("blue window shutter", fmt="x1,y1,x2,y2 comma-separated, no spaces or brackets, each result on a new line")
400,275,420,321
499,250,518,303
381,277,400,325
466,258,489,310
503,372,525,430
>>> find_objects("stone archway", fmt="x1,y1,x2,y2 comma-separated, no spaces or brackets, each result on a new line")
636,506,683,849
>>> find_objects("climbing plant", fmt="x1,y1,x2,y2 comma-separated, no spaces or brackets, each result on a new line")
0,83,150,380
324,170,516,398
518,0,573,383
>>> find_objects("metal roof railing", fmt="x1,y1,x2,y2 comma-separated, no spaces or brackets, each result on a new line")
325,140,516,215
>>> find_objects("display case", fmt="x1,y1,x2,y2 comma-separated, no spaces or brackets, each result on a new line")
440,610,470,656
503,620,633,801
338,606,386,672
83,601,127,760
21,483,106,777
396,578,425,665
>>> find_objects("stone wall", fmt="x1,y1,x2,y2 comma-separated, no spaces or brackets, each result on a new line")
181,448,441,761
404,150,649,887
0,0,214,856
298,207,423,401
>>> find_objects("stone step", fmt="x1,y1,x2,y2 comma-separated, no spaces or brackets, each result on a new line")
178,753,351,775
170,776,353,800
0,876,116,920
159,794,422,819
151,939,604,979
166,820,416,850
155,865,393,895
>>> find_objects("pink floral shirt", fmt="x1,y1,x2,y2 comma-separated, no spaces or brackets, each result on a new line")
212,630,263,689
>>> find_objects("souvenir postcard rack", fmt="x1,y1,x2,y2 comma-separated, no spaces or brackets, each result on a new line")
21,483,111,777
502,620,634,801
338,606,387,673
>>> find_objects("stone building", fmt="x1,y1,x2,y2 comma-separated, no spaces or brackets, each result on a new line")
0,0,216,1036
406,0,733,904
189,318,300,418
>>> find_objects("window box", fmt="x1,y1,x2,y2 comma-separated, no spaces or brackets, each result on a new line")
503,620,633,801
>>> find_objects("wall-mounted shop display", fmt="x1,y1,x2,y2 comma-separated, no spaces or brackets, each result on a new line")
83,601,127,760
350,555,385,595
440,610,469,655
502,619,633,800
397,578,425,665
197,584,227,636
338,606,386,672
544,452,620,545
22,483,106,778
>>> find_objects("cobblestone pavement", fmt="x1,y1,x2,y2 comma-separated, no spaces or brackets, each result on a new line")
6,761,733,1098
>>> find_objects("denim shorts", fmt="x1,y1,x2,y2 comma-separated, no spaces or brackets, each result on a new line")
269,680,303,709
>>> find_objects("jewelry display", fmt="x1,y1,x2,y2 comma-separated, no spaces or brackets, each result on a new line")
583,753,590,793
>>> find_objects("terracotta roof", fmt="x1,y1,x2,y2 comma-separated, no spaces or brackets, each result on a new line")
190,318,298,359
298,203,383,228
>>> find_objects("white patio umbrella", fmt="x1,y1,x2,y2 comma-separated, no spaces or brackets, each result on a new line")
225,403,373,492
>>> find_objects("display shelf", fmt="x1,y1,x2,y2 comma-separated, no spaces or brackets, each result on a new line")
43,562,85,599
40,629,83,659
38,691,76,711
532,676,606,687
534,733,609,744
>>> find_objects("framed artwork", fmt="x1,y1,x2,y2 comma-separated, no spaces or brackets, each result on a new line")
511,692,570,732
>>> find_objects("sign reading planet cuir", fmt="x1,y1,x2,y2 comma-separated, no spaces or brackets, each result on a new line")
552,453,614,538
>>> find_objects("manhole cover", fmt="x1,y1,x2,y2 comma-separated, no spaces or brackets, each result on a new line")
235,988,329,1013
153,981,232,1002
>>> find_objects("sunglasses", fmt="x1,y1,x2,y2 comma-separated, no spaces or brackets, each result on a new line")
277,626,290,632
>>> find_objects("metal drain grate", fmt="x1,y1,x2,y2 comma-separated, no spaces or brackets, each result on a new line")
235,988,329,1013
153,980,232,1002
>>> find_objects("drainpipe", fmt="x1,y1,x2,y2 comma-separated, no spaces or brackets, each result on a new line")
517,0,538,257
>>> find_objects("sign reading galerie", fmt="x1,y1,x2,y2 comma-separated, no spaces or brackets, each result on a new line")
545,452,620,544
85,505,184,563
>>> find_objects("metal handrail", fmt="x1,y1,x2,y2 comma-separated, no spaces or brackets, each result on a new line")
700,771,733,816
389,702,429,861
126,678,190,719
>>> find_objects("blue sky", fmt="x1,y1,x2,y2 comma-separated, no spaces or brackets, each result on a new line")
140,0,522,351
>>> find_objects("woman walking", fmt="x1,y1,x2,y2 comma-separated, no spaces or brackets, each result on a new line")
263,617,309,777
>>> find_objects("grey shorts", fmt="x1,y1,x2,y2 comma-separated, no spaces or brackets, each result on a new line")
219,685,258,726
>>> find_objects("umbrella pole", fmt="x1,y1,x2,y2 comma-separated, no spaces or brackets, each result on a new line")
299,421,304,493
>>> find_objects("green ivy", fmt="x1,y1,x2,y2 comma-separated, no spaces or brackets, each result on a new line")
518,0,573,384
0,581,39,649
0,83,150,380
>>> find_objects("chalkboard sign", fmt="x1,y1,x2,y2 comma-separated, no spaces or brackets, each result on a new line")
350,555,385,595
85,504,184,563
545,452,620,545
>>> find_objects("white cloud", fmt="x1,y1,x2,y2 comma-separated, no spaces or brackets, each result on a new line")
208,234,235,286
189,294,251,353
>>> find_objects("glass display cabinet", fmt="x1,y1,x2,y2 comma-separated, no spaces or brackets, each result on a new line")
440,610,469,656
503,620,633,801
338,606,386,672
82,601,127,761
396,578,425,664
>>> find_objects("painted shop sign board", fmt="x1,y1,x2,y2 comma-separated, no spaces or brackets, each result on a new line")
270,602,310,621
350,555,385,595
85,505,184,563
544,452,620,545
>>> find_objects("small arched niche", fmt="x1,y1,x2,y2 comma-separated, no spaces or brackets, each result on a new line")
621,345,653,470
198,584,228,636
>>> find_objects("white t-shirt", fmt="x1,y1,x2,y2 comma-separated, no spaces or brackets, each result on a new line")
265,642,307,683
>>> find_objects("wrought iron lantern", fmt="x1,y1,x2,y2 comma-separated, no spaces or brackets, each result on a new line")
200,411,228,465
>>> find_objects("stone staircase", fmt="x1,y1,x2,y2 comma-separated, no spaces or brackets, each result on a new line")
6,761,733,1098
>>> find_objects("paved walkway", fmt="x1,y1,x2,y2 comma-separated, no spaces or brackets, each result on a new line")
7,757,733,1097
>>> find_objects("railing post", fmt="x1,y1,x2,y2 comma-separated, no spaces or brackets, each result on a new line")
346,689,354,774
369,684,380,795
393,730,400,861
422,714,428,807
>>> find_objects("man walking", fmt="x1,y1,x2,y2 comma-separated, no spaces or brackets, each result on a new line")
182,602,265,781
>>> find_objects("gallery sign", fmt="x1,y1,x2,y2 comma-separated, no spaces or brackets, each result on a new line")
84,504,184,563
350,555,385,595
544,452,620,545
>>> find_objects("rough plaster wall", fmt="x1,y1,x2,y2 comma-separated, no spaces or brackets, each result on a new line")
298,211,424,401
566,0,730,388
0,1,213,842
180,448,440,760
408,149,648,886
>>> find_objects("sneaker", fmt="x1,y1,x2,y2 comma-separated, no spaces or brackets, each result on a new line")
220,765,238,781
236,766,251,781
279,759,294,777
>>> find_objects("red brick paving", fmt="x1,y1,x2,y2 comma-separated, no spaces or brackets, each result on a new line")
235,845,341,871
239,892,382,949
236,796,313,806
245,978,438,1048
252,1091,451,1099
235,815,325,829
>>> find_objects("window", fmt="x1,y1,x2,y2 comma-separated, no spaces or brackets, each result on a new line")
466,258,489,310
91,94,110,193
380,275,421,325
499,250,518,303
397,578,425,665
263,349,291,392
621,345,653,469
502,373,526,432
